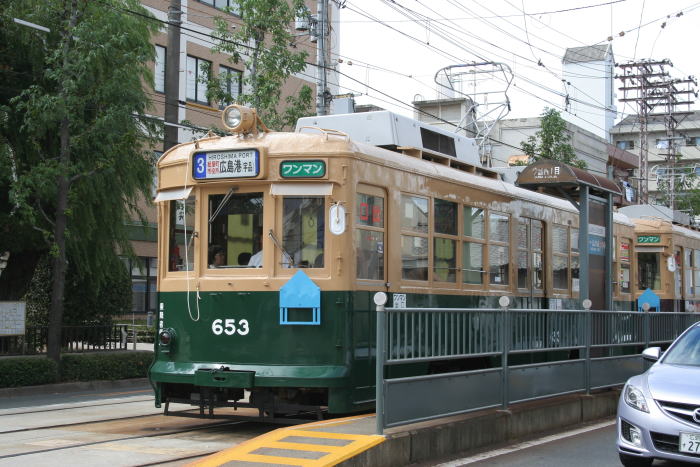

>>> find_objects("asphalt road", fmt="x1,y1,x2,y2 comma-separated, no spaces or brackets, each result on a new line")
431,420,696,467
0,380,274,467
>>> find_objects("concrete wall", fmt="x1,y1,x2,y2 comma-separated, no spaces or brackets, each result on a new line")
562,60,616,141
342,391,620,466
490,117,609,176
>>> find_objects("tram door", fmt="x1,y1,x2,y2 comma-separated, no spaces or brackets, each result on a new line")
354,188,386,391
517,219,544,308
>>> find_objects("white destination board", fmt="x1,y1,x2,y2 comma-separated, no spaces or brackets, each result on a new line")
193,149,259,180
0,301,26,336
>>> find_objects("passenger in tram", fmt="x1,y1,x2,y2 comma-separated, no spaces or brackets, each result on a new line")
237,252,252,266
248,250,263,267
209,248,226,268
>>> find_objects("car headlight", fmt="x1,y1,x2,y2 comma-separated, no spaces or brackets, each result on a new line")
624,384,649,413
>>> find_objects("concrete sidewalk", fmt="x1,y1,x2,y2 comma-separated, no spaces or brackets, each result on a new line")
186,389,620,466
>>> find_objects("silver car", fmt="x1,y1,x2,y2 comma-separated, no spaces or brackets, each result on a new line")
617,321,700,466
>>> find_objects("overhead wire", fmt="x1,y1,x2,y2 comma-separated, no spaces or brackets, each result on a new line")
100,0,645,177
348,1,619,134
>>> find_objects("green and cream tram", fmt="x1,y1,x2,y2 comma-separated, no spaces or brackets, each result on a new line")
150,105,639,416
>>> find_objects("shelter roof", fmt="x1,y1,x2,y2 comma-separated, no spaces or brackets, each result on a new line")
516,159,621,198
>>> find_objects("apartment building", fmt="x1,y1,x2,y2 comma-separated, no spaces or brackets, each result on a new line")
125,0,337,315
611,111,700,206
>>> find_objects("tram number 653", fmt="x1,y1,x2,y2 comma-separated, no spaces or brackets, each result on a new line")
211,318,250,336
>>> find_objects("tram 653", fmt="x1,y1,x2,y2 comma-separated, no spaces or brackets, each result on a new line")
149,104,693,417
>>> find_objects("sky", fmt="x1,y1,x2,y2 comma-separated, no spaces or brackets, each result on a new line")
335,0,700,125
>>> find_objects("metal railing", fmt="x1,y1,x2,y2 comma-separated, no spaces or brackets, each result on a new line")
115,324,155,350
375,298,700,433
0,325,131,356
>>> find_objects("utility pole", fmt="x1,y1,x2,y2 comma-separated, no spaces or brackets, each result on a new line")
315,0,328,116
164,0,182,151
617,60,696,206
658,76,697,209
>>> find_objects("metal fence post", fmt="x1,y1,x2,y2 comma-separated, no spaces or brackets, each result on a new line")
642,302,650,349
374,292,388,435
499,296,510,409
582,299,592,395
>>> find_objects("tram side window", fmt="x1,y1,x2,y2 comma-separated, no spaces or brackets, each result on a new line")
488,212,509,285
517,222,528,289
401,195,429,281
517,219,544,290
684,249,693,296
552,225,569,290
674,249,682,297
208,192,263,268
434,199,457,282
463,206,485,285
282,197,324,268
355,193,384,280
694,250,700,295
571,228,580,293
619,238,631,294
168,194,196,272
638,252,660,290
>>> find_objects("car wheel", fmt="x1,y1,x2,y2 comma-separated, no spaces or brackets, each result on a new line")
619,453,652,467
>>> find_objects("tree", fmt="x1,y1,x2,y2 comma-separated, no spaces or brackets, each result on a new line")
656,170,700,216
521,108,587,169
0,0,159,365
210,0,314,130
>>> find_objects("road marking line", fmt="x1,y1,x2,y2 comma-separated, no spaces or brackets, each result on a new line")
294,414,376,429
263,440,345,453
435,419,616,466
187,417,385,467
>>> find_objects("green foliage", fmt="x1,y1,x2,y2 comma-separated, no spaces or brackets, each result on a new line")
656,171,700,216
64,257,132,325
0,357,58,387
210,0,313,130
23,255,132,326
520,108,587,169
0,1,159,336
61,351,152,382
23,255,52,326
0,352,153,388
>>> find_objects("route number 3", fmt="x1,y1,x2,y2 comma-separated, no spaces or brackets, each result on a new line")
211,318,249,336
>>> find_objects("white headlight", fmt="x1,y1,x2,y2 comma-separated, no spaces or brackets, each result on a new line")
223,107,242,129
624,384,649,413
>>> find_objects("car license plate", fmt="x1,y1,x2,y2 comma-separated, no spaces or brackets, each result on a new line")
679,432,700,454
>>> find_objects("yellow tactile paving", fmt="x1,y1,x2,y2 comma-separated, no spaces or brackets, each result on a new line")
189,415,385,467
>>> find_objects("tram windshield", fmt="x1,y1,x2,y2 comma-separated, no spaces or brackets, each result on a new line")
282,197,325,268
208,192,263,268
168,194,196,272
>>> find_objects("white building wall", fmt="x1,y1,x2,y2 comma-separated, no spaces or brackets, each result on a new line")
490,117,609,176
562,60,616,141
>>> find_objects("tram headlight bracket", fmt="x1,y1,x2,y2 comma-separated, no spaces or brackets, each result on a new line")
158,328,176,354
222,104,268,135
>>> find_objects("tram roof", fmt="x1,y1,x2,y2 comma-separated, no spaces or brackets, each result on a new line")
156,130,637,227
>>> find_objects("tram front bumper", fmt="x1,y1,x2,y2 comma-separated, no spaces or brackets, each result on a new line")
149,360,351,388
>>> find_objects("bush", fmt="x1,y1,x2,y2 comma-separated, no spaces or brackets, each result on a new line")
0,351,153,388
0,356,58,387
61,351,153,382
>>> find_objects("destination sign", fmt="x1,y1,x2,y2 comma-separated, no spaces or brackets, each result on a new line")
280,160,326,178
193,149,259,180
638,235,661,244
